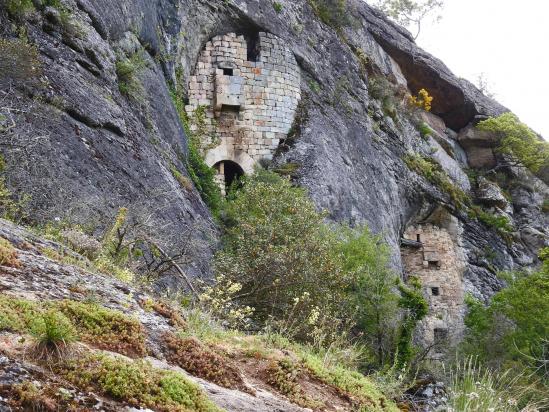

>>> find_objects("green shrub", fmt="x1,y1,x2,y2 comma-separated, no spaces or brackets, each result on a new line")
308,0,350,31
418,121,432,139
116,51,147,98
462,262,549,381
213,169,350,341
273,1,283,12
470,206,513,235
477,113,549,174
185,140,223,217
338,226,400,367
57,353,220,411
5,0,35,20
169,87,222,217
404,153,470,209
395,277,428,369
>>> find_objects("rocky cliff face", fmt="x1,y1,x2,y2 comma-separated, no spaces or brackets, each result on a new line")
1,0,547,303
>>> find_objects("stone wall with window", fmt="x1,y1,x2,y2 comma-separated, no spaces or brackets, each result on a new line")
401,224,466,356
185,32,301,188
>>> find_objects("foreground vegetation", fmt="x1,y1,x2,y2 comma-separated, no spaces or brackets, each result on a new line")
2,164,547,410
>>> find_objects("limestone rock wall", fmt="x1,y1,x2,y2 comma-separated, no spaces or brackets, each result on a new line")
0,0,547,302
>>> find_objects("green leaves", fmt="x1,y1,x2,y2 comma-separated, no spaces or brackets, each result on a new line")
215,170,348,341
477,113,549,174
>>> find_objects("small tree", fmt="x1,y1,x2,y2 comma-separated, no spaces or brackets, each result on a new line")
373,0,445,39
214,170,351,341
462,249,549,380
477,113,549,174
338,226,401,367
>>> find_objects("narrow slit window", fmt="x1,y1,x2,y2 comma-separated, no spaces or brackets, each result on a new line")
416,234,421,242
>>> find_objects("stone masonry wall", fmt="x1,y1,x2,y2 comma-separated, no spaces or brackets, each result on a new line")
185,32,301,175
401,224,466,356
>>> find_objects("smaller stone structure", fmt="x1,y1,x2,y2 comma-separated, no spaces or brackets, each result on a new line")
401,224,466,356
186,32,301,190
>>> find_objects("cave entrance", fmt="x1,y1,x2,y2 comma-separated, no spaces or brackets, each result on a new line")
214,160,244,195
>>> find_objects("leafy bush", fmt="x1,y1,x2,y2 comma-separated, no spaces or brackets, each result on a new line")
213,169,350,341
185,140,223,216
418,121,432,139
273,1,283,12
470,206,513,235
404,153,470,209
395,277,428,369
338,226,401,367
477,113,549,174
462,257,549,382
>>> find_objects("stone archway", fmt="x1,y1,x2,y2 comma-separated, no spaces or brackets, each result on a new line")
204,145,255,175
213,160,244,195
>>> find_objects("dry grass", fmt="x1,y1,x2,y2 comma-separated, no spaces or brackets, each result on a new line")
0,237,21,268
163,333,248,392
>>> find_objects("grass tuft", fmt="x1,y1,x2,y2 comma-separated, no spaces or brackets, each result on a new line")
30,310,77,361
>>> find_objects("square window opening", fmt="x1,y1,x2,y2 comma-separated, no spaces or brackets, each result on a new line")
223,68,234,76
434,328,448,345
428,261,439,269
431,287,440,296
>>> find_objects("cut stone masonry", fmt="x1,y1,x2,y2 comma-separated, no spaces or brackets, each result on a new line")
186,32,301,189
401,224,466,357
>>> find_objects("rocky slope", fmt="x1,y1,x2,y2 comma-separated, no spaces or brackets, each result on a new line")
0,218,398,411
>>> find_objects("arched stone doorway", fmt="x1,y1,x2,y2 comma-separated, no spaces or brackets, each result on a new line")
214,160,244,195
